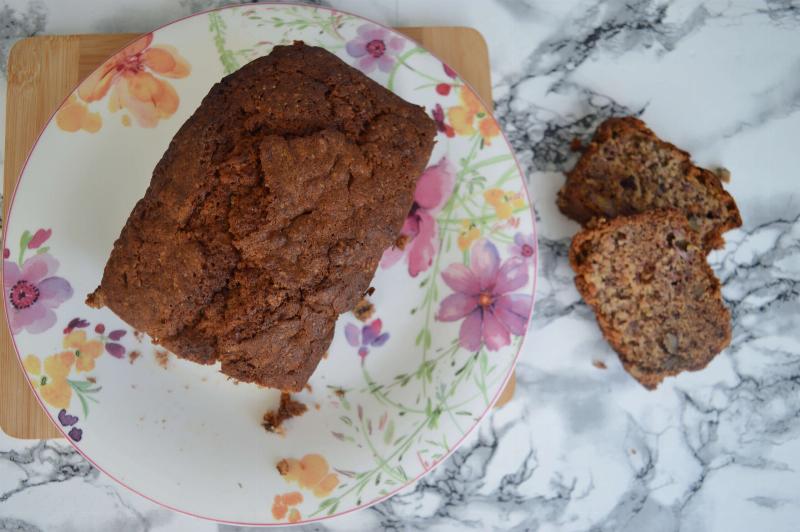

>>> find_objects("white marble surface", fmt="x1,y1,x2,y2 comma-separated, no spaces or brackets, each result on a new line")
2,0,800,530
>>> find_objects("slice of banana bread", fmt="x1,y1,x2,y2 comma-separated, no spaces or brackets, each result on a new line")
558,117,741,250
569,210,731,389
87,42,436,391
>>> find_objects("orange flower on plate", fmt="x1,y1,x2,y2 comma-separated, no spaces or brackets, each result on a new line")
484,188,525,220
277,454,340,498
55,95,102,133
63,330,103,373
56,33,190,132
447,86,500,145
23,352,75,409
271,491,303,522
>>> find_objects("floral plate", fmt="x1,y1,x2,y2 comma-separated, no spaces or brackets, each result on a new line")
3,4,536,525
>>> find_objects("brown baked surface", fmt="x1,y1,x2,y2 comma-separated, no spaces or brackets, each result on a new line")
87,42,436,391
558,117,741,250
569,210,732,389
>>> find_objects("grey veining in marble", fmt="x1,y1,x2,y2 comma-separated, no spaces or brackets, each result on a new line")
1,0,800,531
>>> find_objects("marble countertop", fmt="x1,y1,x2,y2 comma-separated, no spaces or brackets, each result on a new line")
2,0,799,530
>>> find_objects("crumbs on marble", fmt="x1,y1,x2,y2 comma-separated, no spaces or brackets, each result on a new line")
129,350,141,364
714,167,731,183
155,349,170,369
592,360,607,370
133,330,144,341
304,383,313,393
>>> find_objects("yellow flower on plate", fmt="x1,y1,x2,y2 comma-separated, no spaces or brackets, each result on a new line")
478,116,501,146
23,352,75,409
446,87,500,145
447,87,482,136
484,189,525,220
63,330,103,373
458,221,481,251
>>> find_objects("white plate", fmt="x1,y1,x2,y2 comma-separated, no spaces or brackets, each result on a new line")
3,4,536,525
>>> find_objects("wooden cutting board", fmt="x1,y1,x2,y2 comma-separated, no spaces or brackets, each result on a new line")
2,27,506,439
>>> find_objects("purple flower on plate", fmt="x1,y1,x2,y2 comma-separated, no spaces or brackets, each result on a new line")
68,427,83,442
4,253,73,334
64,317,90,334
436,239,532,351
58,408,78,427
345,24,405,73
345,319,390,364
508,233,536,265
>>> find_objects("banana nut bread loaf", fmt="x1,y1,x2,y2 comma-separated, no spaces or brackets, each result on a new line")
569,210,732,389
558,117,741,250
87,42,436,391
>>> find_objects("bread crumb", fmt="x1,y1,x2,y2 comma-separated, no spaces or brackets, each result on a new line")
314,403,321,410
263,393,308,435
128,350,141,364
304,383,313,393
87,376,97,384
353,298,375,322
592,360,607,370
276,458,290,476
334,388,346,399
715,167,731,183
155,350,169,369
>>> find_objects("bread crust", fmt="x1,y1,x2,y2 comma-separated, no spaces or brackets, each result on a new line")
87,43,436,391
569,210,732,389
558,117,742,251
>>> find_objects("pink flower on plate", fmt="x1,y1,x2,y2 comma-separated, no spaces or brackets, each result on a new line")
4,254,73,334
509,233,536,265
345,24,405,73
27,229,52,249
381,157,455,277
436,239,532,351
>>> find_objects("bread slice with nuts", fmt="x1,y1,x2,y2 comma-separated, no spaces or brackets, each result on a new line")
569,210,731,389
558,117,741,250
